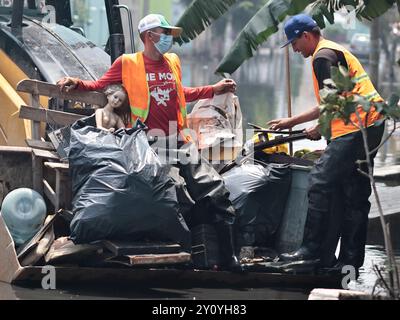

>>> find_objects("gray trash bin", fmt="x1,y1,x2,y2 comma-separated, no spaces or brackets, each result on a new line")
276,165,311,253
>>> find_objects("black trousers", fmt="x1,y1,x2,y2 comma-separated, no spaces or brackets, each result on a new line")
304,123,385,268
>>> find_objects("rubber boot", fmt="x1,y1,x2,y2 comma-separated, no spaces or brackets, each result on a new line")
215,222,243,272
337,208,369,272
279,209,324,263
338,168,372,271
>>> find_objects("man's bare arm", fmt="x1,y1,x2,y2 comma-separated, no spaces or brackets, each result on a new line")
267,106,320,130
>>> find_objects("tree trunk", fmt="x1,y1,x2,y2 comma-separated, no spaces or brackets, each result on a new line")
142,0,150,17
369,18,380,90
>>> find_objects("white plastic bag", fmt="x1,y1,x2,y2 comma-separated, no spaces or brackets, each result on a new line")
187,93,243,160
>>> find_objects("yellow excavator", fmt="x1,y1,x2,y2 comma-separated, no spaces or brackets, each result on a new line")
0,0,129,146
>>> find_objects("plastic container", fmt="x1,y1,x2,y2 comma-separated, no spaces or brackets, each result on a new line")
276,165,311,253
0,188,47,246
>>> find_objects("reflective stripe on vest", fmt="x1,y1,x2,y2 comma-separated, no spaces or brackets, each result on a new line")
312,39,383,139
122,52,188,134
164,54,188,131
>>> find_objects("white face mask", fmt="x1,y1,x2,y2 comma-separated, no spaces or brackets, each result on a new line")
150,31,173,54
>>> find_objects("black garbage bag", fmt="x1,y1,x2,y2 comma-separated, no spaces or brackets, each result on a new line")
167,166,195,221
68,116,191,251
222,163,291,249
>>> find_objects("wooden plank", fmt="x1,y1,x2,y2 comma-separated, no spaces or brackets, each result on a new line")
0,216,22,284
25,139,55,151
45,237,103,265
102,240,181,256
44,162,69,170
55,170,62,212
32,154,43,195
43,179,57,209
19,226,55,267
17,214,58,261
17,79,107,106
127,252,191,266
43,162,71,211
31,93,41,140
32,148,60,160
308,289,375,300
13,266,342,289
19,105,84,127
0,146,32,153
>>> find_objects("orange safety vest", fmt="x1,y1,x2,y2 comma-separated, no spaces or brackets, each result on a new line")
312,39,383,139
122,52,191,141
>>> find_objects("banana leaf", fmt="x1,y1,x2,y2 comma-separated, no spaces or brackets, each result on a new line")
309,1,335,28
215,0,398,75
215,0,316,75
309,0,398,19
174,0,237,45
356,0,396,20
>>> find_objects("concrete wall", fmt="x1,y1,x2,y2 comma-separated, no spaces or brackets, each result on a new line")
367,213,400,250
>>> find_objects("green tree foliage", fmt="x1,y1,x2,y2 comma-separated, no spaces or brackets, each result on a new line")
215,0,313,75
175,0,237,44
318,66,400,140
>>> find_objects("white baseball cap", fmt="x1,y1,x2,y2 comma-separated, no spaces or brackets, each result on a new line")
138,14,183,37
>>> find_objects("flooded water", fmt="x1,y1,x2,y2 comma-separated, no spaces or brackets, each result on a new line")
349,245,400,294
0,282,309,300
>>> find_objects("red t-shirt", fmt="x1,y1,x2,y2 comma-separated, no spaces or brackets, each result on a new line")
78,55,214,135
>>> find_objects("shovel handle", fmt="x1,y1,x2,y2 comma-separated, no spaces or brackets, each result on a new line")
254,129,305,135
219,132,308,175
248,123,304,135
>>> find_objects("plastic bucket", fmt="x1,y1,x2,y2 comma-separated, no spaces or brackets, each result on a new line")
276,165,311,253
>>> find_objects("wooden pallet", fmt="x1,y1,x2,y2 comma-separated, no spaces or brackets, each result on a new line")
16,79,105,211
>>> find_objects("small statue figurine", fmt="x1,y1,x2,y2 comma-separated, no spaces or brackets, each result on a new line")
95,84,130,133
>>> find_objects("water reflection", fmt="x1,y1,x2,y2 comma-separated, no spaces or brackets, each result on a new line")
349,245,400,294
1,281,308,300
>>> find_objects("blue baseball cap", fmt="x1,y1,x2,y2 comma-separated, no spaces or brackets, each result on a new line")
281,14,318,48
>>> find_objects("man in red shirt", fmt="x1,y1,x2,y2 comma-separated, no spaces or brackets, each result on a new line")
57,14,241,271
58,16,235,137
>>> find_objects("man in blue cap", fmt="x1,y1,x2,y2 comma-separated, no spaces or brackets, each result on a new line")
268,13,384,274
